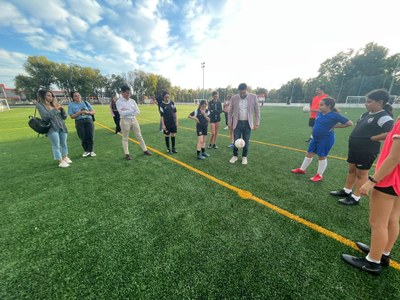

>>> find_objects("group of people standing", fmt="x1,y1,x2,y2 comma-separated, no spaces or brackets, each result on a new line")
155,82,260,165
36,90,96,168
36,84,400,276
290,85,399,275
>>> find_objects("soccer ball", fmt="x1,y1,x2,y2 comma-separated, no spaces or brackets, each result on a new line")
302,106,310,113
234,138,245,149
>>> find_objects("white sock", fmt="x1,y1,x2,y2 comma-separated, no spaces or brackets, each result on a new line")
383,251,390,256
351,194,360,201
300,157,313,170
366,254,380,264
344,187,352,194
317,159,327,175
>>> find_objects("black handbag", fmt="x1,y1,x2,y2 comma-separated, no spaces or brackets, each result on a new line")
28,107,51,134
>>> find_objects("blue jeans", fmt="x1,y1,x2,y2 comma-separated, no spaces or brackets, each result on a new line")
47,131,68,160
233,121,251,157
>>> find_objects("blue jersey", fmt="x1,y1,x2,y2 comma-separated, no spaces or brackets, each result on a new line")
312,112,349,140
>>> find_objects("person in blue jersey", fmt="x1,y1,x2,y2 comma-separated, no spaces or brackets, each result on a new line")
189,100,211,160
291,97,353,182
159,91,178,154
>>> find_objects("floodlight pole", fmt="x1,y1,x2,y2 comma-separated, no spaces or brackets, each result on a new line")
201,62,205,100
389,54,400,95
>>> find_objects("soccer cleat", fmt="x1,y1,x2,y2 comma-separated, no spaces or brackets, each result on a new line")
305,138,312,143
82,151,90,157
143,150,152,156
338,196,359,205
207,144,212,149
171,148,178,154
355,242,390,267
63,157,72,164
125,154,133,160
242,157,248,165
90,152,96,157
228,143,234,148
167,149,171,154
59,161,70,168
291,168,306,174
201,152,210,157
341,254,381,275
213,145,219,149
197,154,205,160
229,156,238,164
330,189,351,197
310,174,323,182
224,126,228,130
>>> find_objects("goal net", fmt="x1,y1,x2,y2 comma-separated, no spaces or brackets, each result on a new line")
345,95,398,106
0,99,10,112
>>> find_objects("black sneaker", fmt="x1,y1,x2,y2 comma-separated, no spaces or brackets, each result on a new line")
341,254,381,275
330,189,351,197
338,196,359,205
356,242,390,267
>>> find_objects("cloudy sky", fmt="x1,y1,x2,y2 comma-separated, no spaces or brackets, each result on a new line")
0,0,399,91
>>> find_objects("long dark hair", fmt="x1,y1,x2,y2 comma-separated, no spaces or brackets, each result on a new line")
366,89,393,117
38,89,55,107
198,99,207,109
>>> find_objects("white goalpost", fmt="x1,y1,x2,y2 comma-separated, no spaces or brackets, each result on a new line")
0,99,10,112
345,95,398,107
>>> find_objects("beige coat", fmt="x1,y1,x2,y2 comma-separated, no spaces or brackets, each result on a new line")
228,93,260,130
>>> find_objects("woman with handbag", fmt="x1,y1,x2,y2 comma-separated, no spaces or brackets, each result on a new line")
68,91,96,157
36,90,71,168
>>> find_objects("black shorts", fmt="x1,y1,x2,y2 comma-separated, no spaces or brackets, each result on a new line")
308,118,316,127
347,150,377,170
163,126,177,135
210,115,221,123
196,124,208,136
374,186,398,196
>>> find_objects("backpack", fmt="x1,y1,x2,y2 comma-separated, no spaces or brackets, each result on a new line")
28,107,51,135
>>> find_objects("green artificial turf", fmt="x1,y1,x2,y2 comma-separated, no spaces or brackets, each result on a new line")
1,104,399,299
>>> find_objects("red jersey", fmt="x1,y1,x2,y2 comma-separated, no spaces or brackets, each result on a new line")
310,93,328,119
375,119,400,195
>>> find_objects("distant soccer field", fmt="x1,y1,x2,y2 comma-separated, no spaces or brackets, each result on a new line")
1,105,399,299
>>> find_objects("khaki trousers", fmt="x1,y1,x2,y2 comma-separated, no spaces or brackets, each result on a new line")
120,118,147,154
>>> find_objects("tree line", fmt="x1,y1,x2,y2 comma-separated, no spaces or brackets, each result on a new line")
14,42,399,103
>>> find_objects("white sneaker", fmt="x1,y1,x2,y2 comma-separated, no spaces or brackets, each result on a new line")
64,157,72,164
82,152,90,157
90,152,96,157
229,156,238,164
59,161,69,168
242,157,248,165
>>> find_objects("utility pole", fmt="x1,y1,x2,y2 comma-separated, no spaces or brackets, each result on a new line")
389,55,400,95
201,62,205,100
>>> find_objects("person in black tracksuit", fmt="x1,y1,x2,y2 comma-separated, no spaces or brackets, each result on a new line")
208,91,223,149
159,91,178,154
189,100,210,160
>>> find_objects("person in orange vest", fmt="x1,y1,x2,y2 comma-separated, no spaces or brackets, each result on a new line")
306,85,328,142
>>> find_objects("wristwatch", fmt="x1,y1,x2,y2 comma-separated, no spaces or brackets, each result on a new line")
368,175,378,183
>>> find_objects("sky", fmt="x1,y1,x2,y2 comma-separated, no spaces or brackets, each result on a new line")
0,0,399,91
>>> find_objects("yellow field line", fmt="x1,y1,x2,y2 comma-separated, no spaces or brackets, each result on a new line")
95,120,400,271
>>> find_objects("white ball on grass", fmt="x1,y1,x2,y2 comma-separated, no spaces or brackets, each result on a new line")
234,138,245,149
